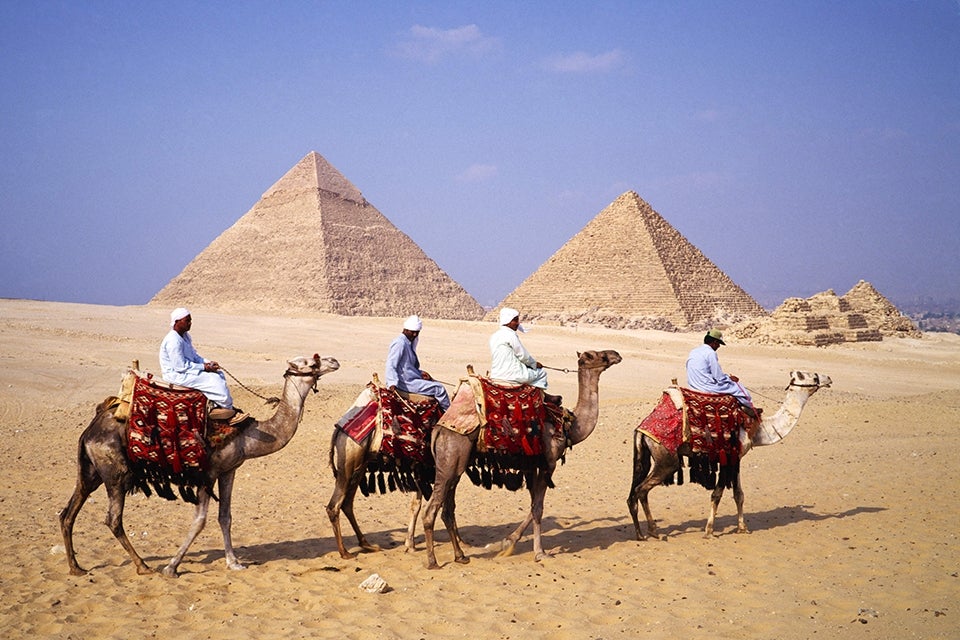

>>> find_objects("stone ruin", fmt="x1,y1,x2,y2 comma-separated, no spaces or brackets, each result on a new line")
732,280,921,346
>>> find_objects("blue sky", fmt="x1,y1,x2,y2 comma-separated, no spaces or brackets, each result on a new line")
2,1,958,310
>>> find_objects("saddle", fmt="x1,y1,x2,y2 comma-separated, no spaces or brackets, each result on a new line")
335,377,443,498
439,371,570,491
105,362,245,502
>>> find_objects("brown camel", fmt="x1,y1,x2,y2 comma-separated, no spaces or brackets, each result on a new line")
422,349,622,569
627,370,831,540
59,354,340,577
326,384,439,558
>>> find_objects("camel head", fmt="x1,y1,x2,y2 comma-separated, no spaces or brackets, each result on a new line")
786,370,831,390
577,349,623,371
285,354,340,389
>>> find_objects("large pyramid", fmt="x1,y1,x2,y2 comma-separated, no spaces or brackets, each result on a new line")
488,191,766,330
152,152,484,319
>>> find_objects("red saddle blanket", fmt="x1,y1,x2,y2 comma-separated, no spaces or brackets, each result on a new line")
127,375,209,478
336,384,443,498
638,388,745,465
478,377,552,457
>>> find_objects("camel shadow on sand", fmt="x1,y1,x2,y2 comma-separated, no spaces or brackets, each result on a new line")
144,504,886,571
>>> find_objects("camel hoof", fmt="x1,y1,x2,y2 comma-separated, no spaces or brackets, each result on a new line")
426,562,440,570
736,527,751,534
360,544,381,553
228,562,247,571
454,556,470,565
160,566,179,578
68,566,87,576
495,543,516,558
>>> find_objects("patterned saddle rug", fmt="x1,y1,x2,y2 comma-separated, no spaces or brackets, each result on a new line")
121,372,241,503
335,383,443,499
637,386,747,490
439,375,568,491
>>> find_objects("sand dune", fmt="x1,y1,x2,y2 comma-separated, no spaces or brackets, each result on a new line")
1,299,957,639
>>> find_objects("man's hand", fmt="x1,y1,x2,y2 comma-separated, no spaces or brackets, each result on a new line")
204,361,221,372
729,374,739,382
421,371,433,380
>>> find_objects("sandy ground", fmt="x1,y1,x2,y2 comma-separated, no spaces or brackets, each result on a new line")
1,299,957,639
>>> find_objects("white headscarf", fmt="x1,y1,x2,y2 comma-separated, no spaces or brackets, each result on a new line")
170,307,190,328
498,307,525,332
403,314,422,331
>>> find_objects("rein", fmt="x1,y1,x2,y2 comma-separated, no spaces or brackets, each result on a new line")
221,365,321,407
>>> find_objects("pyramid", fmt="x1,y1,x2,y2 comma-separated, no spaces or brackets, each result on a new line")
487,191,765,329
731,281,920,346
152,152,484,319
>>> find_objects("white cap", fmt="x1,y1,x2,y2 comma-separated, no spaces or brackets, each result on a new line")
403,314,422,331
170,307,190,327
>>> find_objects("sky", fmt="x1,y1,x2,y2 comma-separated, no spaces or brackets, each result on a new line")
2,1,958,311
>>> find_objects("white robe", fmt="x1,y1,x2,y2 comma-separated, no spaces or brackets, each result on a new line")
158,330,233,408
488,326,548,389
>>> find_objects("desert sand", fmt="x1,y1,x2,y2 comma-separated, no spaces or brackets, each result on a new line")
1,299,957,639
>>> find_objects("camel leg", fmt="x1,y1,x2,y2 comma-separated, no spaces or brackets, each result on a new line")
626,432,650,541
498,472,538,557
424,471,468,569
705,485,725,537
403,491,422,553
529,476,551,561
216,470,246,570
341,481,381,554
59,446,104,576
629,437,678,541
103,480,153,575
440,476,469,565
422,479,445,569
161,488,212,577
325,461,360,559
732,472,749,534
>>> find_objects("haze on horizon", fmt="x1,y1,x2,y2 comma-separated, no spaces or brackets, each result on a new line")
2,2,958,311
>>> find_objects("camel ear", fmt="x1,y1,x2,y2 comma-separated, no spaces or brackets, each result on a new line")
577,351,582,358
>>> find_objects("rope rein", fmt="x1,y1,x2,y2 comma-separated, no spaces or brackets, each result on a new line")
221,366,281,406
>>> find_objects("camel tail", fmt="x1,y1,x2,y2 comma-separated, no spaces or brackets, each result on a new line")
328,429,339,477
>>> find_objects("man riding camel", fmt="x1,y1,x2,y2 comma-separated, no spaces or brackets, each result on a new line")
489,307,561,405
686,328,758,418
159,307,244,423
385,314,450,410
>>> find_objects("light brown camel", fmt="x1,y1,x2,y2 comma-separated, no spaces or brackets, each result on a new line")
326,384,439,558
422,349,622,569
59,354,340,577
627,370,831,540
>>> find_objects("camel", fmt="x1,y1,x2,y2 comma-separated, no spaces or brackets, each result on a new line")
422,349,622,569
326,384,439,559
627,370,831,540
59,354,340,577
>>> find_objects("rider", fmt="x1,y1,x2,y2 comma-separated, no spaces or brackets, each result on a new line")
159,307,244,422
385,314,450,410
489,307,561,405
685,328,758,418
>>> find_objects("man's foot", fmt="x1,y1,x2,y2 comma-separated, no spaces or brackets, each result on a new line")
228,410,248,425
209,407,236,421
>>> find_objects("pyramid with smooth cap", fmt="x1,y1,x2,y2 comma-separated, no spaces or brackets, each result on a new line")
487,191,765,329
152,152,483,319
